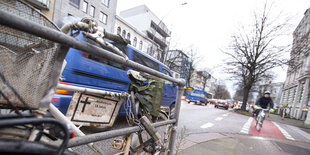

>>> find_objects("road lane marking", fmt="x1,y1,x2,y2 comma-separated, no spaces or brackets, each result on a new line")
222,113,229,117
240,117,253,134
272,122,295,141
200,122,214,129
215,117,223,121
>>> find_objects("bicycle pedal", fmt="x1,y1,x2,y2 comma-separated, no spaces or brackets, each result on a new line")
112,138,125,150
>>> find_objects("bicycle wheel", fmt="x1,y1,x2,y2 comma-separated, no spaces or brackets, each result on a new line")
256,117,262,131
129,110,171,154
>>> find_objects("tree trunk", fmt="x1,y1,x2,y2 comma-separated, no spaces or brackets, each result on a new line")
202,79,206,90
241,87,250,111
187,64,194,87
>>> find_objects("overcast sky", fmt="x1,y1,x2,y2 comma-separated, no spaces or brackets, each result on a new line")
117,0,310,94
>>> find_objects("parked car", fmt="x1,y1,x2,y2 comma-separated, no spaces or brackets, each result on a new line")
226,100,234,108
214,99,229,110
209,99,217,104
52,18,177,119
234,102,250,111
185,89,208,105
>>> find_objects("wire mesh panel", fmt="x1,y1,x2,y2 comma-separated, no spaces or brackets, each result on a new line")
0,0,67,110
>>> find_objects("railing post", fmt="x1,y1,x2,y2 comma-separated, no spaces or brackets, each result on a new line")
168,81,185,155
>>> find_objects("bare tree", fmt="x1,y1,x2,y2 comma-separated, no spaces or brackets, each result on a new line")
164,49,189,74
224,1,290,111
214,82,231,99
186,47,203,87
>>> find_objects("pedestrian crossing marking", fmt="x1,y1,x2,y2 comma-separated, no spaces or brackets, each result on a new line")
240,117,253,134
200,122,214,129
215,117,223,121
222,113,229,117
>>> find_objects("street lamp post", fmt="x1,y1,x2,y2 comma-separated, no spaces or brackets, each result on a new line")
150,2,188,62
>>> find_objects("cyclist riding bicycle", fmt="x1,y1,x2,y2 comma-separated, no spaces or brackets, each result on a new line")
253,91,275,117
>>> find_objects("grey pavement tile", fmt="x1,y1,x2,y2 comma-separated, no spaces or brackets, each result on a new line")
185,133,227,144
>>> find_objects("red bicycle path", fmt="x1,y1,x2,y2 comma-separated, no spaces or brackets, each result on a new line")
249,118,286,139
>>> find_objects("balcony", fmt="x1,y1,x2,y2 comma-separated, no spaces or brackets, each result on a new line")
150,21,171,37
146,28,168,48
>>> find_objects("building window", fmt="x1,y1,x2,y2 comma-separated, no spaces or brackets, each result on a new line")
117,27,121,35
89,6,95,17
82,1,88,13
139,41,143,50
133,37,137,47
70,0,80,8
99,12,107,24
122,30,126,38
127,33,131,40
101,0,109,7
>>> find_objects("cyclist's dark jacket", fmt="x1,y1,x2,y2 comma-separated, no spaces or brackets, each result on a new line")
255,96,274,109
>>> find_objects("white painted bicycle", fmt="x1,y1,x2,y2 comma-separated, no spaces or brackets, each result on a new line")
255,107,270,131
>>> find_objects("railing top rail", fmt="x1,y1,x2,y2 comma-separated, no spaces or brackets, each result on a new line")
0,9,185,86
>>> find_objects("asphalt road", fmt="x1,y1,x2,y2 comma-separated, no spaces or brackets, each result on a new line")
177,101,310,143
70,101,310,154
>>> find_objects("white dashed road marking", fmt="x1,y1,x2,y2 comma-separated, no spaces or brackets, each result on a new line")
273,122,295,141
222,113,229,117
215,117,223,121
200,122,214,129
240,117,253,134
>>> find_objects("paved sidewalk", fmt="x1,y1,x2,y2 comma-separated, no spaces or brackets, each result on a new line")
177,133,310,155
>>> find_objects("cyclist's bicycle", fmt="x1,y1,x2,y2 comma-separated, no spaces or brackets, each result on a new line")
255,107,269,131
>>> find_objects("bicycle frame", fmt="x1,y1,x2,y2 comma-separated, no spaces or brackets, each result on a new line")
0,8,185,155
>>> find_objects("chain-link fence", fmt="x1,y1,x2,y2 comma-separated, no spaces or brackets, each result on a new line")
0,0,67,109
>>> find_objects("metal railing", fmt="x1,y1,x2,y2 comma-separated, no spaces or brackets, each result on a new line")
0,9,185,155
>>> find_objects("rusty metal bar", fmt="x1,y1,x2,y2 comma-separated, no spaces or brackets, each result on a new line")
168,84,185,155
67,119,176,148
49,104,105,155
0,9,186,153
56,84,128,97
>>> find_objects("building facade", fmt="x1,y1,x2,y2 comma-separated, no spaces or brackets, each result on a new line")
190,70,216,94
165,50,190,81
120,5,171,61
190,70,204,90
258,82,283,107
114,15,159,56
205,76,217,95
23,0,55,20
280,8,310,123
53,0,117,33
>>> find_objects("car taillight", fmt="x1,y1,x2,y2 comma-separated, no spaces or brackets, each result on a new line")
56,81,72,95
